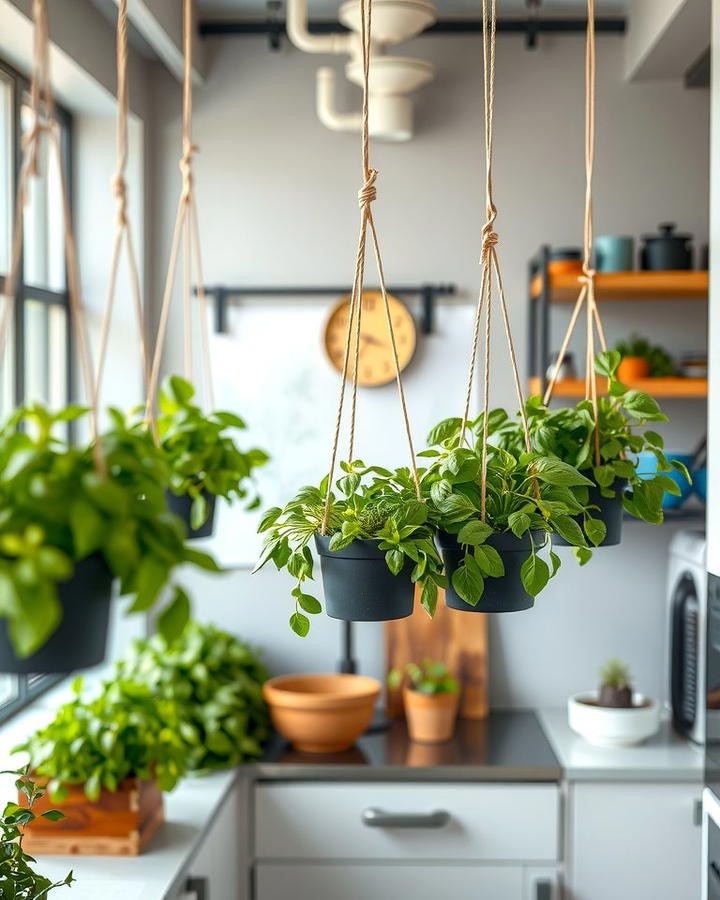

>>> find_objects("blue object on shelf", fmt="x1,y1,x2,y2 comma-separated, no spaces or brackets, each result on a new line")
693,467,707,502
635,451,694,509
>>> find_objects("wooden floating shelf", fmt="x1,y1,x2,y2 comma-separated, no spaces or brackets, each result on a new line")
530,270,708,303
528,376,708,398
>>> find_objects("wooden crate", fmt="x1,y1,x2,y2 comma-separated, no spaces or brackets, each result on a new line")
19,777,164,856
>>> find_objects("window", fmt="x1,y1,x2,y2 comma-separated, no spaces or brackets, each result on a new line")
0,58,73,722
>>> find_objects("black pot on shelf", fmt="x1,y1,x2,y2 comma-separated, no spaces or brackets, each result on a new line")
640,223,693,271
314,535,415,622
0,553,114,674
553,477,628,548
166,489,216,539
438,530,544,614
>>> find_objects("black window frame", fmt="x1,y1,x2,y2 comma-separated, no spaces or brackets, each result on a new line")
0,57,74,723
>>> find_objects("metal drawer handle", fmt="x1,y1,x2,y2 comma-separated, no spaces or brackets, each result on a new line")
185,876,208,900
361,807,450,829
535,879,553,900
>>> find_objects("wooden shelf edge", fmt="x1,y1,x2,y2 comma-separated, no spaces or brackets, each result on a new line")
528,376,707,398
529,269,708,303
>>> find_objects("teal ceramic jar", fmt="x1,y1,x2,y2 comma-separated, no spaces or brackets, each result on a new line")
594,235,634,272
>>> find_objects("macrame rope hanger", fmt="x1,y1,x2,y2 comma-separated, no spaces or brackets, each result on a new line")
145,0,215,425
542,0,607,467
321,0,421,535
0,0,104,473
94,0,153,434
457,0,534,523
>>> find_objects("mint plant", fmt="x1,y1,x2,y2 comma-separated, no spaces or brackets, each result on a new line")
388,659,459,695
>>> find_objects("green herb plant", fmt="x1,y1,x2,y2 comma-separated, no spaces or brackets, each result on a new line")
0,405,221,658
256,461,446,635
600,657,632,690
388,659,459,695
116,621,270,773
15,676,188,802
421,415,593,604
491,350,690,536
615,333,675,377
157,376,269,530
0,769,74,898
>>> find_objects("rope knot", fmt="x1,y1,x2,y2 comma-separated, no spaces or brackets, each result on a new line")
481,221,499,264
111,174,128,227
579,265,596,286
179,140,199,202
358,168,378,210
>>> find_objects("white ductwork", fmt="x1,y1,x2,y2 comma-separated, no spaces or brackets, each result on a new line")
287,0,436,142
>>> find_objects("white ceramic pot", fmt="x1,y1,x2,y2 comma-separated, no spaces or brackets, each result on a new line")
567,691,660,747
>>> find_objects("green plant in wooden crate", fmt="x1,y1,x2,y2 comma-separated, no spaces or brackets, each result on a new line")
14,676,188,802
388,659,459,695
421,415,593,603
116,621,270,773
157,375,269,529
256,460,446,634
0,404,220,658
0,769,74,896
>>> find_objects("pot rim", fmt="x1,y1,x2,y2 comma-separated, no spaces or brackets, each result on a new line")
315,534,391,561
569,691,658,713
263,673,381,708
437,528,546,551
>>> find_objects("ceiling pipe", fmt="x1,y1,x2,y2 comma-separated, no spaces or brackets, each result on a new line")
286,0,353,55
316,67,362,132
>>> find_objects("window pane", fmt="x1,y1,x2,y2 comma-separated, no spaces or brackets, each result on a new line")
0,73,11,275
24,299,66,408
21,103,66,293
0,674,18,709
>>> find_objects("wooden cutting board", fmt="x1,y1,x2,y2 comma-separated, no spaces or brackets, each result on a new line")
385,586,489,719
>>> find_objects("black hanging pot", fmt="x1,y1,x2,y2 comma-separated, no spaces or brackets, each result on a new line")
640,223,693,271
553,477,628,548
314,535,414,622
0,553,114,674
438,530,544,614
166,488,216,539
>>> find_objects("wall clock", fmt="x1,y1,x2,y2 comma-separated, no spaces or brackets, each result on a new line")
324,291,417,387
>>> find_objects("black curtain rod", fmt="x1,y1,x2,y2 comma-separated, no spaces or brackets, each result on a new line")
199,17,626,37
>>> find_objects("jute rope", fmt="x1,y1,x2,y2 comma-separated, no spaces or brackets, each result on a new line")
94,0,152,433
320,0,421,535
542,0,607,466
0,0,103,472
145,0,215,425
457,0,533,522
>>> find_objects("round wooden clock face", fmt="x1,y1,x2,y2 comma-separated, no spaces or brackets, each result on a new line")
324,291,417,387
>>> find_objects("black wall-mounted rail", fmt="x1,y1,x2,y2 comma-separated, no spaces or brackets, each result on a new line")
196,283,457,335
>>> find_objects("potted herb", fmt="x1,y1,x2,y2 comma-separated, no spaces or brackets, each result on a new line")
116,621,270,773
0,405,219,672
157,375,268,538
493,351,689,548
389,659,460,744
422,416,593,612
1,769,74,896
256,460,446,634
615,334,675,381
568,657,660,747
14,675,188,855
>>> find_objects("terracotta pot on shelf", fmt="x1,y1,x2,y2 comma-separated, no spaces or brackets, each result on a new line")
402,686,460,744
617,356,650,383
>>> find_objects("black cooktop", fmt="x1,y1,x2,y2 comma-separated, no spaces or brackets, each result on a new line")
254,710,561,782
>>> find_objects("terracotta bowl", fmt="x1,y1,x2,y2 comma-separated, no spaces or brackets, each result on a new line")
263,673,381,753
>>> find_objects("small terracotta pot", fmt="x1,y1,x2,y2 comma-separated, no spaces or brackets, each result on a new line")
403,686,460,744
617,356,650,383
263,673,380,753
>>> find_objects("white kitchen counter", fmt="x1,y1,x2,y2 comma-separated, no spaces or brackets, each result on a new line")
538,707,704,782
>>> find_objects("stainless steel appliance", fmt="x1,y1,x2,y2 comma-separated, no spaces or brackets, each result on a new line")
667,529,707,743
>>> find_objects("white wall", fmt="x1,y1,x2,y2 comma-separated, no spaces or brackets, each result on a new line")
151,32,710,707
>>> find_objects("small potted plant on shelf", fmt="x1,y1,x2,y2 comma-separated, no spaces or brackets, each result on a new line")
0,405,220,673
255,460,446,634
1,769,74,895
422,416,593,613
568,657,660,747
14,675,189,856
116,620,270,772
615,334,675,382
389,659,460,744
493,351,690,548
156,375,269,538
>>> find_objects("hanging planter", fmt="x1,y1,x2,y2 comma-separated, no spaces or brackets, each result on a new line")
315,535,414,622
255,0,438,636
0,554,113,674
438,530,546,614
166,487,216,539
552,477,628,548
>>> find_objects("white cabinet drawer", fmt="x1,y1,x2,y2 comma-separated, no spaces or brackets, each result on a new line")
254,783,559,862
256,863,524,899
